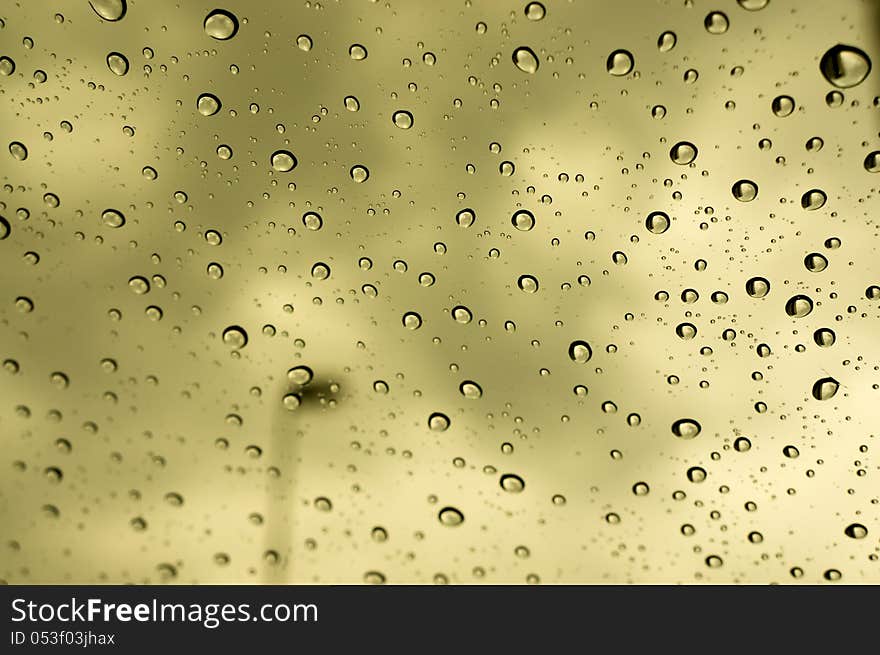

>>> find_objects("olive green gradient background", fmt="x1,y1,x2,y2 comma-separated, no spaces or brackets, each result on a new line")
1,0,879,583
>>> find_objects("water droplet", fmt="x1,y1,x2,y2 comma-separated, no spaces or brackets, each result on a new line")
844,523,868,539
89,0,126,21
670,141,698,165
512,46,539,74
806,136,824,152
296,34,313,51
864,151,880,173
197,93,221,116
392,110,414,129
106,52,129,76
344,95,360,112
568,340,592,363
302,211,323,231
734,436,752,452
0,56,14,76
812,377,839,400
524,2,546,20
737,0,769,9
364,571,386,584
0,216,10,240
783,445,800,459
687,466,707,483
813,328,836,347
785,294,814,318
771,95,795,117
804,252,828,272
632,482,650,496
500,473,525,492
438,506,464,526
101,208,125,228
517,274,539,293
349,44,368,60
745,277,770,298
451,305,472,324
350,165,370,182
204,9,239,40
606,49,634,76
222,325,248,349
732,179,758,201
314,496,332,511
645,211,670,234
823,569,842,582
371,526,388,542
271,150,297,172
310,262,330,280
820,44,872,88
675,322,697,339
428,412,450,432
282,393,301,410
658,31,677,52
459,381,483,399
512,209,535,231
402,311,422,329
455,208,476,227
704,11,729,34
9,141,27,161
672,419,701,439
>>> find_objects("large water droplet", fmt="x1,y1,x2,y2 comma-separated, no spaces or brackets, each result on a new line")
222,325,248,349
704,11,729,34
785,294,814,318
101,208,125,228
106,52,129,76
350,165,370,182
271,150,297,172
517,274,539,293
658,31,676,52
204,9,239,40
500,474,525,493
672,419,701,439
512,46,539,74
438,506,464,526
392,110,413,129
606,49,634,76
428,412,450,431
771,95,795,117
524,2,546,20
197,93,221,116
89,0,126,21
459,381,483,399
731,179,758,202
645,211,670,234
864,151,880,173
820,44,872,88
568,340,592,363
745,276,770,298
811,377,839,400
512,209,535,231
844,523,868,539
670,141,698,165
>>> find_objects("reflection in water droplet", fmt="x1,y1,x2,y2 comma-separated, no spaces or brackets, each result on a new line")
197,93,221,116
844,523,868,539
392,110,413,129
687,466,707,483
670,141,698,165
820,44,872,88
204,9,239,40
500,473,525,493
812,377,839,400
645,211,670,234
89,0,126,21
745,277,770,298
101,208,125,228
512,209,535,231
9,141,27,161
350,165,370,182
606,49,634,76
428,412,450,431
524,2,546,20
658,31,676,52
731,179,758,202
517,275,539,293
568,340,592,363
271,150,297,172
672,419,701,439
804,252,828,272
106,52,129,76
402,311,422,330
785,294,814,318
704,11,729,34
349,44,368,60
459,381,482,399
222,325,248,349
771,95,795,117
512,46,539,74
438,507,464,526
